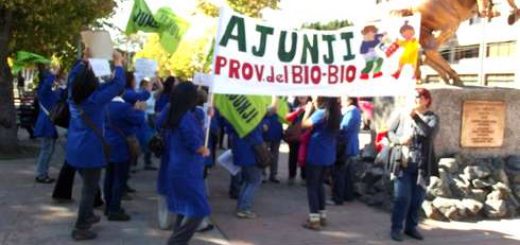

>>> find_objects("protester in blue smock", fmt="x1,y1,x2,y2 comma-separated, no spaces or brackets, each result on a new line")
331,97,361,205
66,51,125,241
262,110,283,183
230,122,264,219
300,97,342,230
160,82,211,245
34,68,62,183
104,91,145,221
122,71,151,105
155,76,176,114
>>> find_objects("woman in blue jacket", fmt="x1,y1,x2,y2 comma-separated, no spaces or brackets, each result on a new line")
300,97,342,230
66,51,125,241
104,90,145,221
34,68,61,183
160,82,210,245
331,97,361,205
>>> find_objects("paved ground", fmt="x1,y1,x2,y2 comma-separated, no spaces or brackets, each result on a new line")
1,134,519,245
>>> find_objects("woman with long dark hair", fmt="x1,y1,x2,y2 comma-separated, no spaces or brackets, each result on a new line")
158,81,210,244
284,96,311,185
67,50,125,241
300,97,342,230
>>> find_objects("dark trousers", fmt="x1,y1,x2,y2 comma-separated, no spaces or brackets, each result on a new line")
288,142,305,179
391,171,426,233
75,168,102,230
332,162,347,204
266,140,280,179
168,215,203,245
104,162,129,213
344,158,355,201
52,161,103,205
306,165,326,213
229,172,242,198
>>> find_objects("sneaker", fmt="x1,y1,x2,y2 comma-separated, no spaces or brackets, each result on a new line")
302,219,321,231
236,210,257,219
71,229,97,241
404,228,424,240
35,176,55,184
107,210,131,221
320,217,327,227
390,230,404,242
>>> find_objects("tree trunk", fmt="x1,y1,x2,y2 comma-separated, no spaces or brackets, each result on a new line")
0,8,19,153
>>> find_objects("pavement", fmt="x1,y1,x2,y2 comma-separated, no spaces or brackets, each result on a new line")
1,133,519,245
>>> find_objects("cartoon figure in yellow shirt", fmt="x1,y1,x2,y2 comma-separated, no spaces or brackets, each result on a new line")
386,21,420,80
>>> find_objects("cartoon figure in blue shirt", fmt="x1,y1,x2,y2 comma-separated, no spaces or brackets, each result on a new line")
359,25,385,80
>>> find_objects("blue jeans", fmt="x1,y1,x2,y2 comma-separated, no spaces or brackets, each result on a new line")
229,172,242,197
266,140,280,179
306,165,327,213
35,137,56,178
75,168,102,230
104,161,129,213
391,171,426,233
237,165,262,211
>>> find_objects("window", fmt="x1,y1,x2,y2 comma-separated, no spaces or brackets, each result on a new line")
487,41,516,57
454,45,480,61
485,73,515,87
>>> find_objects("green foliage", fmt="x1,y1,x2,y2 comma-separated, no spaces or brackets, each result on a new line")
196,0,279,18
0,0,118,69
302,19,353,31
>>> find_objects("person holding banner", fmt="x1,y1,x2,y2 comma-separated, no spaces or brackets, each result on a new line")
67,50,125,241
33,66,62,183
387,88,439,242
300,97,342,230
285,96,311,185
160,81,211,244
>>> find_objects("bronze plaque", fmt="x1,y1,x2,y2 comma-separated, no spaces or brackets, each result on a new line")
461,100,505,147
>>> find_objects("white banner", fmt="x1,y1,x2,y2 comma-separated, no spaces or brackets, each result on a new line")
211,8,420,97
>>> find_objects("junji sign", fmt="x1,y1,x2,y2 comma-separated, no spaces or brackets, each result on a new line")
211,8,421,97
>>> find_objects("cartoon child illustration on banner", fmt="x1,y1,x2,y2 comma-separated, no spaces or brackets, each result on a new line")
359,25,386,80
386,21,420,80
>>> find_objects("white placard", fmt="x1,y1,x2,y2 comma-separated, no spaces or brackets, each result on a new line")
81,31,114,60
135,58,158,78
193,72,213,88
88,59,111,78
217,150,241,176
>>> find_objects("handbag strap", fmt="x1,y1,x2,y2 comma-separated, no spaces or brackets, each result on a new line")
39,101,50,117
78,107,109,151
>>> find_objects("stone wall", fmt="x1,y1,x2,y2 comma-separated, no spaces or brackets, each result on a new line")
426,85,520,157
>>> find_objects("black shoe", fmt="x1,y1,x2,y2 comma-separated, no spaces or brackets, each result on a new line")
107,211,131,221
71,229,97,241
405,228,424,240
86,214,101,225
121,193,133,201
144,165,158,171
35,176,55,184
197,224,214,233
125,186,137,193
269,178,280,184
93,200,104,209
52,197,74,204
390,230,404,242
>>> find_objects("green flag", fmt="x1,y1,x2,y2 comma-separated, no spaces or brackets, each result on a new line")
154,7,190,53
125,0,160,35
276,98,290,124
215,94,271,138
11,51,50,74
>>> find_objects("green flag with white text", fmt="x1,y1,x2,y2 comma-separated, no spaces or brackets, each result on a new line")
125,0,160,34
214,94,271,138
154,7,190,53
